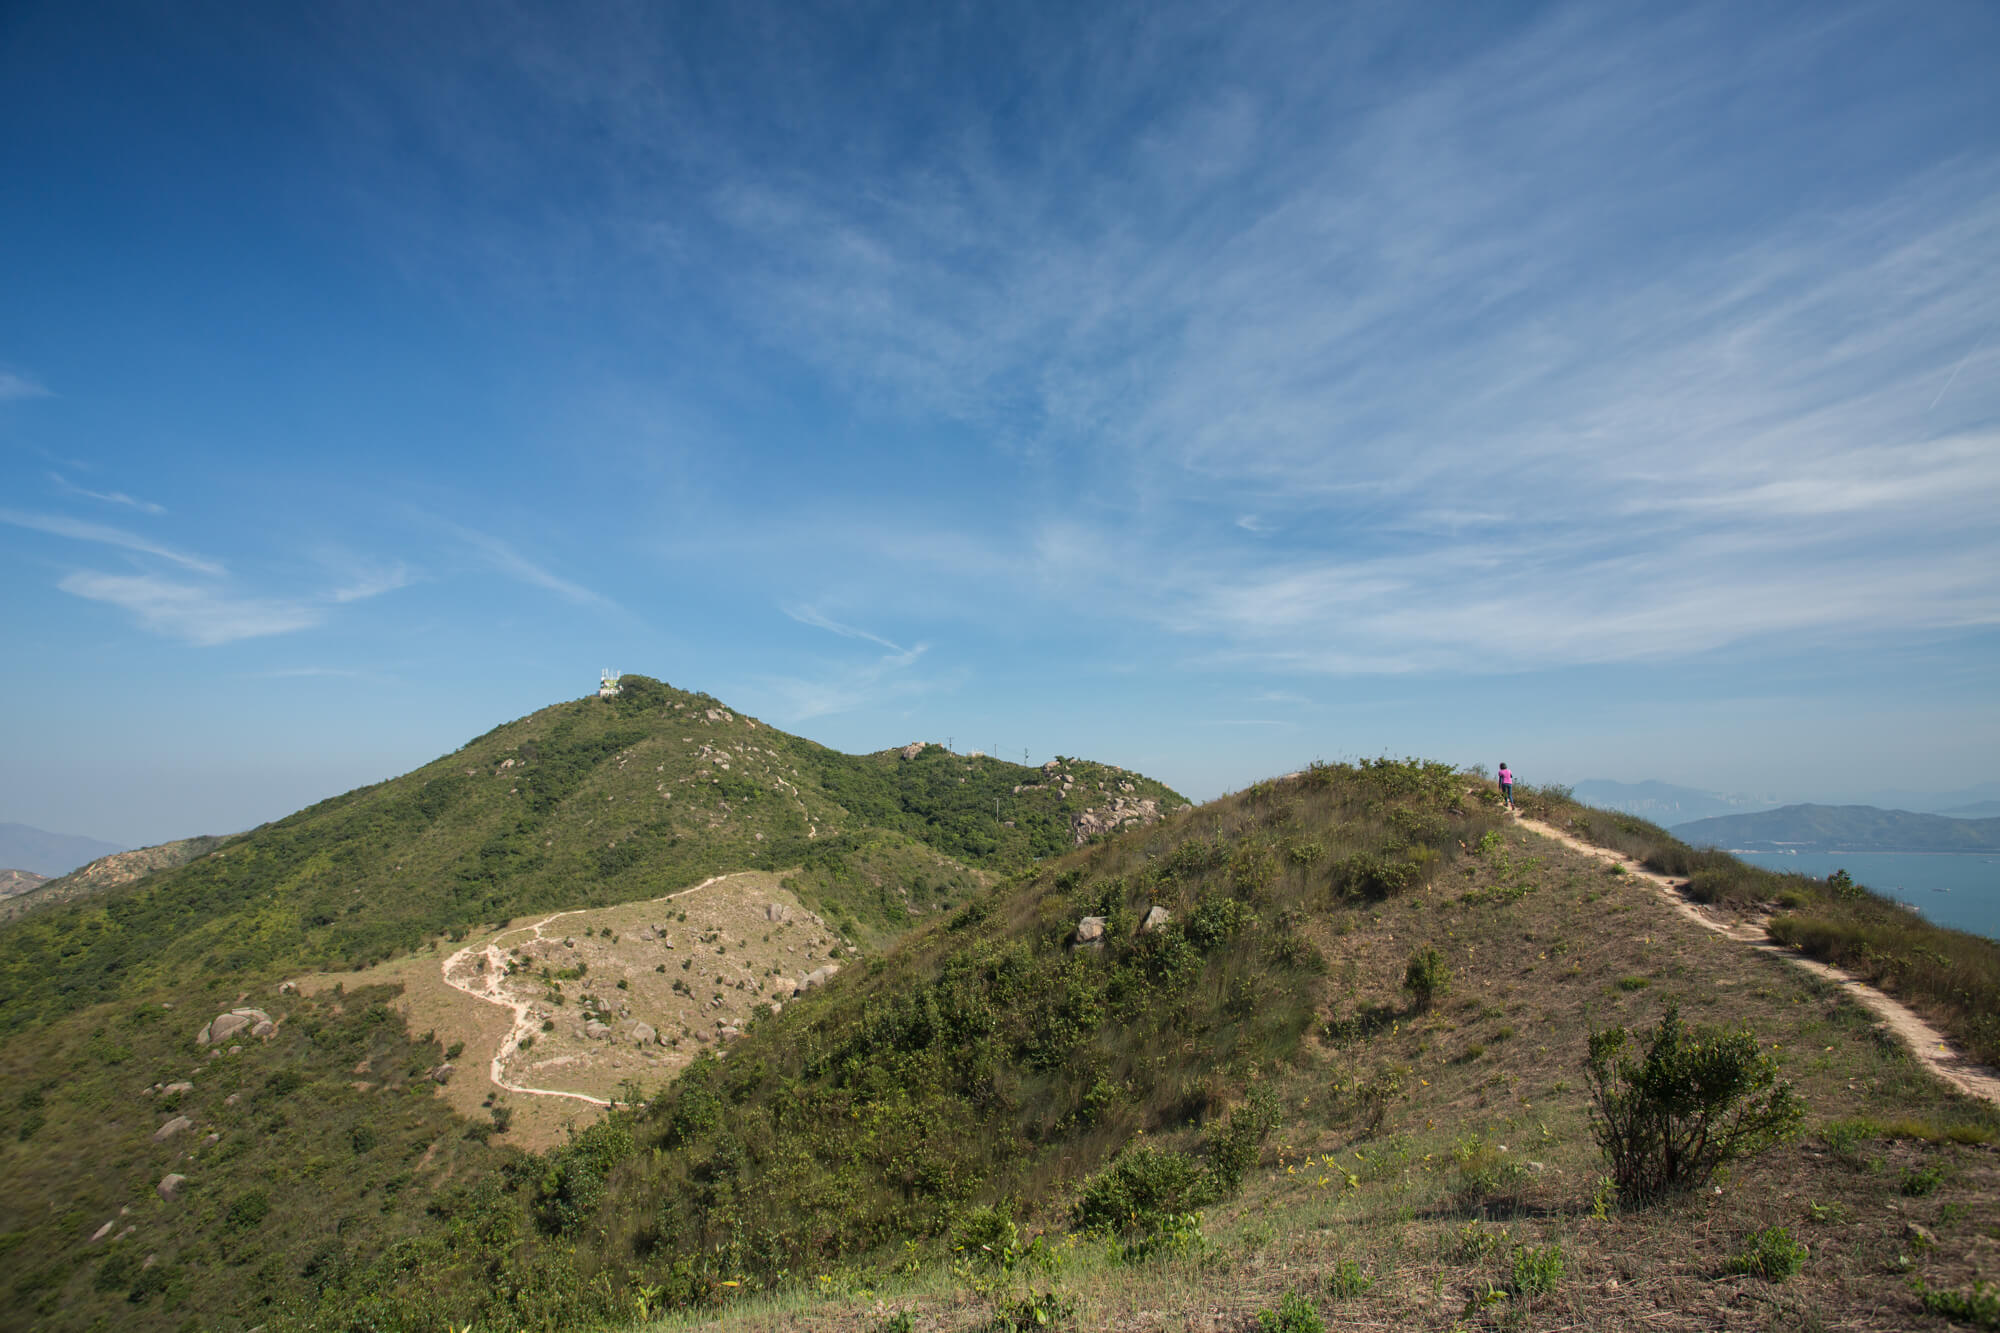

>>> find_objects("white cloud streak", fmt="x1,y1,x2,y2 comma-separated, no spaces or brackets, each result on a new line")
782,604,906,653
0,370,50,401
0,509,224,575
48,472,166,515
58,573,324,645
441,521,614,609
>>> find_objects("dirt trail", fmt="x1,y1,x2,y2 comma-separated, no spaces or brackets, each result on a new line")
439,873,734,1106
1512,811,2000,1107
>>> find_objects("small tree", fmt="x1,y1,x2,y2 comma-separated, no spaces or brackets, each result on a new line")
1585,1005,1804,1203
1402,945,1452,1011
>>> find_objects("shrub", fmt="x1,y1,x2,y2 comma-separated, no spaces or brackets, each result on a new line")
990,1289,1076,1330
1509,1244,1564,1296
1914,1280,2000,1329
1256,1292,1325,1333
1073,1144,1215,1235
1203,1086,1281,1191
1726,1227,1806,1281
1402,946,1452,1010
1324,1258,1372,1298
1585,1005,1805,1203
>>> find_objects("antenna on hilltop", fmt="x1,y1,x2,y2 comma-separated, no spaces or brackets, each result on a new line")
598,668,621,698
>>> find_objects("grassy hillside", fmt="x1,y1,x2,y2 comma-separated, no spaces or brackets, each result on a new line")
1519,784,2000,1069
0,677,1184,1030
0,834,228,923
263,760,1999,1333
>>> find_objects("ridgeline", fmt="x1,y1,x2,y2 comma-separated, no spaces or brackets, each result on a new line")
1,684,1996,1333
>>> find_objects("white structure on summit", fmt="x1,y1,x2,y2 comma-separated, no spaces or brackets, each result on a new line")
598,669,621,698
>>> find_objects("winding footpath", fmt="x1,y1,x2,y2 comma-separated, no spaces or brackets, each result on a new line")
439,873,734,1106
1513,811,2000,1108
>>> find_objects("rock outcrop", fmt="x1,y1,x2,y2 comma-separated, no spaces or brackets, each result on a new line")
198,1007,274,1046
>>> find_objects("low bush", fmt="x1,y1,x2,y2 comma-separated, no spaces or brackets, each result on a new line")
1914,1280,2000,1330
1726,1227,1806,1281
1585,1005,1804,1203
1402,946,1452,1010
1256,1292,1325,1333
1508,1243,1564,1296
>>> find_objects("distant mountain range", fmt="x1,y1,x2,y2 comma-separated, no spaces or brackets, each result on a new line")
1571,779,2000,827
0,823,125,877
1674,804,2000,854
1569,780,1781,826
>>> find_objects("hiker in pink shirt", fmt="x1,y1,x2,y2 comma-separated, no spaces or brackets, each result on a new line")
1498,764,1515,809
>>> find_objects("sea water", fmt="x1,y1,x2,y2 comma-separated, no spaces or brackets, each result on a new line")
1732,851,2000,943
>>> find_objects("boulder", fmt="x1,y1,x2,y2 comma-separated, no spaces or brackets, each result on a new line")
764,902,789,923
162,1081,193,1096
223,1093,241,1107
584,1020,612,1040
276,981,298,995
718,1026,742,1041
428,1064,455,1084
198,1007,271,1046
152,1116,194,1143
156,1174,187,1201
770,977,799,997
1074,916,1107,946
1140,905,1172,934
90,1220,115,1243
250,1020,276,1040
801,964,841,991
632,1023,658,1046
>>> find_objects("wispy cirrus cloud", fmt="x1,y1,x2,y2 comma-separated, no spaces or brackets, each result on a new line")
328,561,415,604
0,509,224,575
755,641,940,722
0,369,50,402
441,520,614,609
57,572,324,645
782,604,907,653
48,472,166,515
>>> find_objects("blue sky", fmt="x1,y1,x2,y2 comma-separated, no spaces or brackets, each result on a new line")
3,1,1997,847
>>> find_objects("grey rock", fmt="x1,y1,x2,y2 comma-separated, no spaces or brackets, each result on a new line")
90,1220,115,1243
428,1064,455,1084
162,1081,193,1095
199,1007,271,1046
632,1023,658,1046
801,964,841,990
1075,916,1107,945
250,1020,276,1039
152,1116,194,1143
764,902,789,923
1140,905,1171,934
156,1174,187,1201
584,1020,612,1040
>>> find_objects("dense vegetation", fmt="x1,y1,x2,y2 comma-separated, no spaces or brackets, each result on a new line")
0,983,513,1331
267,757,1494,1328
7,691,1998,1333
0,677,1184,1029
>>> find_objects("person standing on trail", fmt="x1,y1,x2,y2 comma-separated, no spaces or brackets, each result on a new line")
1498,763,1515,809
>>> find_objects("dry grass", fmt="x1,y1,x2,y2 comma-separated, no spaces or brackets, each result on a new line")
626,815,1999,1332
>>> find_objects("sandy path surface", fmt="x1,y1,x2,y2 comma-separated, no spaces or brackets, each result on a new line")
1512,811,2000,1107
440,873,734,1106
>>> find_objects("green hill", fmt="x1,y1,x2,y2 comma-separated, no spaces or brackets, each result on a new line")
0,676,1186,1030
1675,803,2000,852
5,700,1998,1333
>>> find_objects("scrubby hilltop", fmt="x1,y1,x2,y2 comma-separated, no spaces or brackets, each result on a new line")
4,699,1996,1333
0,676,1187,1331
0,676,1185,1030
